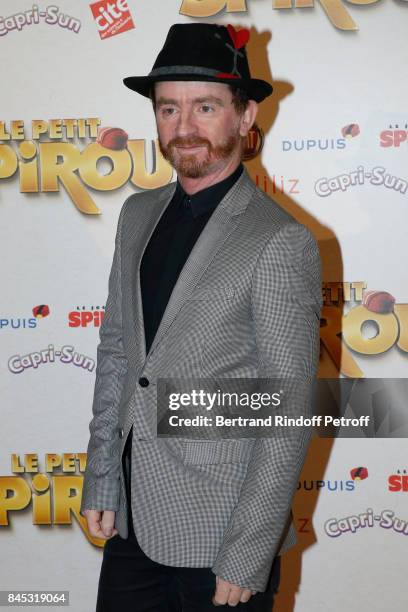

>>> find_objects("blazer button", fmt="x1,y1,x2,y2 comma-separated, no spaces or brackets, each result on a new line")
138,376,149,387
118,427,124,438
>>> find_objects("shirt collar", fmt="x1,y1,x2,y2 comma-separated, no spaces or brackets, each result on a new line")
175,163,244,219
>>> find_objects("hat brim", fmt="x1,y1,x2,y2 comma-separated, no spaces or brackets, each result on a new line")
123,74,272,103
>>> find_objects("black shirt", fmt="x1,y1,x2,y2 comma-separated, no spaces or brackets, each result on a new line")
140,163,243,355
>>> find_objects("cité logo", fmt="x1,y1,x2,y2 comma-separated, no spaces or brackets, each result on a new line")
90,0,135,40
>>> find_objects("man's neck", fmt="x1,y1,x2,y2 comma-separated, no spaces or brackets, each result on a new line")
177,157,242,196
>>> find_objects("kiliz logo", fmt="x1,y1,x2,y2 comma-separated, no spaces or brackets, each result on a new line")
90,0,135,40
179,0,407,31
296,517,311,533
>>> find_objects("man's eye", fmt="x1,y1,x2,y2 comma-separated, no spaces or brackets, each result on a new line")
162,107,176,116
200,105,214,113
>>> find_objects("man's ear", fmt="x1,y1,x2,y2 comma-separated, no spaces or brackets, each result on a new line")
239,100,258,137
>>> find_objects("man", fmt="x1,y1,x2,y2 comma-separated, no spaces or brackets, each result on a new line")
80,23,322,611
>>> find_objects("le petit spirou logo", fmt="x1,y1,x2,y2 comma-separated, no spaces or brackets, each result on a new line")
0,453,106,547
0,119,173,215
321,282,408,378
179,0,407,31
0,119,263,215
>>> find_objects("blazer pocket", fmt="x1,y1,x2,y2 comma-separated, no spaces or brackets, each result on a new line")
187,284,235,302
181,439,254,464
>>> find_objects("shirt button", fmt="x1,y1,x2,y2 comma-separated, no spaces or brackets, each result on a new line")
138,376,149,387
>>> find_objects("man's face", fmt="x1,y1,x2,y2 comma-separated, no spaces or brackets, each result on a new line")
154,81,247,179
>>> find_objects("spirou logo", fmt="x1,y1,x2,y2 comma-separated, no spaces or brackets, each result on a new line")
380,124,408,148
179,0,407,32
68,306,105,328
388,469,408,492
0,117,173,215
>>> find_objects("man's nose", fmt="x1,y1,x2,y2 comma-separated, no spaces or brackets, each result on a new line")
175,108,197,137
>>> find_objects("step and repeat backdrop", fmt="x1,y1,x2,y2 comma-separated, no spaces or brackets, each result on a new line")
1,1,407,610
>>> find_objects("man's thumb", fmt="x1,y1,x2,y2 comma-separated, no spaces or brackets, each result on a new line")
101,510,116,536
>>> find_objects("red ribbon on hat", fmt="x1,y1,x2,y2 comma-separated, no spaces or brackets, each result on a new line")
215,72,239,79
226,24,250,50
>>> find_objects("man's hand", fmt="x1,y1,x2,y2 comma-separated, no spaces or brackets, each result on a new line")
212,576,254,607
83,509,118,540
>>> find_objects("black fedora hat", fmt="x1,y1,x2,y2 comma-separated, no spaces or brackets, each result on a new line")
123,23,272,103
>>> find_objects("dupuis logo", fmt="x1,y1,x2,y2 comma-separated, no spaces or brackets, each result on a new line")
282,123,360,153
297,479,355,492
298,467,368,492
1,304,50,331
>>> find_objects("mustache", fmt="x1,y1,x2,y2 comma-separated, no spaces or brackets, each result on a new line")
166,136,212,150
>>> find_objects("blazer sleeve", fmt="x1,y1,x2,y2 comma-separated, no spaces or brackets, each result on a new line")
211,222,323,592
80,198,130,517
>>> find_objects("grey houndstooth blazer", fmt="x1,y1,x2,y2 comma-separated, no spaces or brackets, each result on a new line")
80,168,323,593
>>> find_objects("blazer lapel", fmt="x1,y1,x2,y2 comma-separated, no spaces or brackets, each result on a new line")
123,169,256,369
123,183,177,369
146,169,256,360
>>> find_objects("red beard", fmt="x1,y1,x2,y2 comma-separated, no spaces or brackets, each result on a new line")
158,132,242,179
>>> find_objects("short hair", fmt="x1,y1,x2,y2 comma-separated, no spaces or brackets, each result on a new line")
150,82,250,114
228,85,250,114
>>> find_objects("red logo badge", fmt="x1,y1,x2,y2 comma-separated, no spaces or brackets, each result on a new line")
90,0,135,40
32,305,50,319
350,467,368,481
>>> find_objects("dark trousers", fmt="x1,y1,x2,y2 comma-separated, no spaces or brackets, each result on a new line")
96,430,281,611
